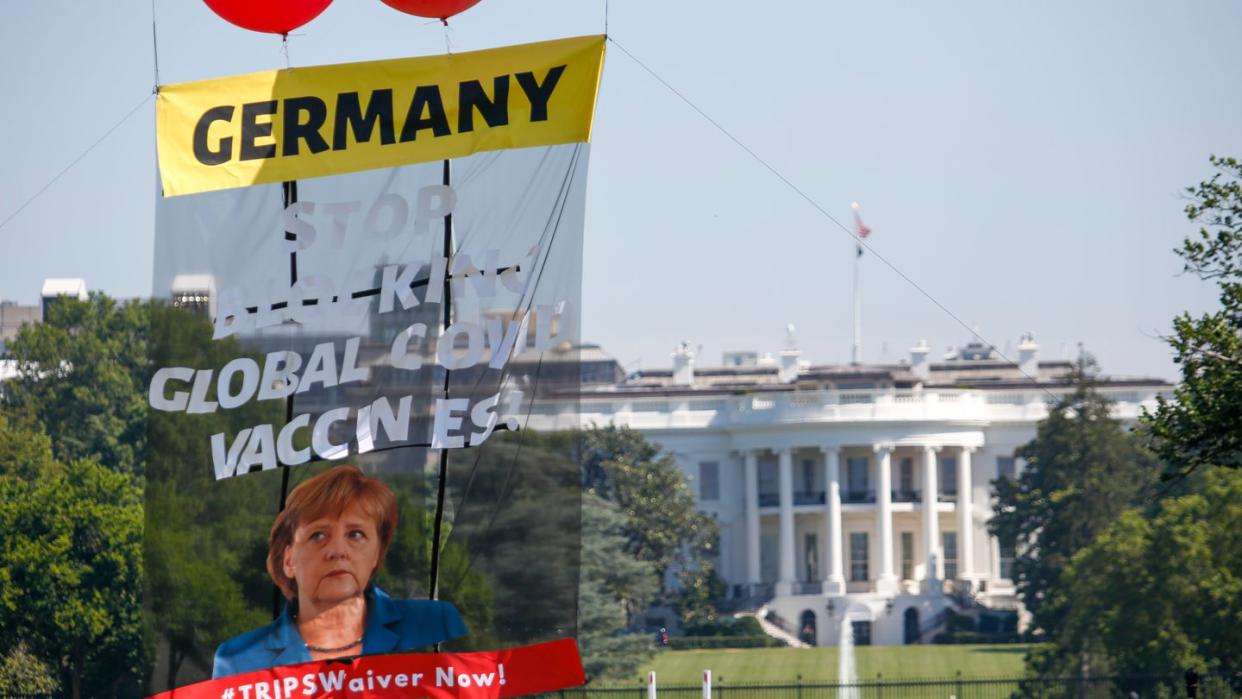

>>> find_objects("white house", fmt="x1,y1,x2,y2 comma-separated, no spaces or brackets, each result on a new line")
535,333,1171,646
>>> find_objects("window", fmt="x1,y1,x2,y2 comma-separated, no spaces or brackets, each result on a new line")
940,456,958,496
899,458,914,494
804,533,818,581
699,462,719,501
850,532,869,582
943,531,958,580
997,456,1016,481
847,457,870,496
999,537,1016,580
758,462,778,503
801,459,816,494
900,531,914,580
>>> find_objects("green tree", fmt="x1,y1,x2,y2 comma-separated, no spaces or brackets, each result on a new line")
1144,155,1242,475
1043,467,1242,692
144,487,270,687
577,493,658,682
1059,467,1242,676
0,411,59,480
2,293,151,474
582,426,721,623
0,642,60,696
0,455,145,699
998,158,1242,692
989,357,1160,660
0,298,279,691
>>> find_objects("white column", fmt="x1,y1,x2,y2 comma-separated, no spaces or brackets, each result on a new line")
744,450,760,586
823,446,845,595
922,445,942,591
990,534,1002,582
777,448,796,595
875,444,897,594
956,446,975,585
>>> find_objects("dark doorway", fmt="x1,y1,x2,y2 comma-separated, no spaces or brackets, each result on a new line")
799,610,817,646
852,620,872,646
904,607,920,644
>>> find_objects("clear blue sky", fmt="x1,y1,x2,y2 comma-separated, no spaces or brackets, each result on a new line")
2,1,1240,380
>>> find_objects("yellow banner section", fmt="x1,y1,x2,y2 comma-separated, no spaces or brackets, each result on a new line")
157,35,604,196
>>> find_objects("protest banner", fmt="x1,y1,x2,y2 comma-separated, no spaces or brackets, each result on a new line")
145,35,602,693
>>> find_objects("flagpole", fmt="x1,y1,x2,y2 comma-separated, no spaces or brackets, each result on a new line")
851,202,862,365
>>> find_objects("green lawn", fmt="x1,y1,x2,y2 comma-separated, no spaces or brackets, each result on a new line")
855,644,1029,681
631,645,1031,686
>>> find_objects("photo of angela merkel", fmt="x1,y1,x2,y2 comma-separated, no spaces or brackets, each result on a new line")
212,464,467,679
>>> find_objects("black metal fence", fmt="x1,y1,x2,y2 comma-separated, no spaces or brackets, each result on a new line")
7,674,1236,699
555,673,1237,699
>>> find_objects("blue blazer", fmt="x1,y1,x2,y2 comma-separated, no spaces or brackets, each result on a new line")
212,586,467,679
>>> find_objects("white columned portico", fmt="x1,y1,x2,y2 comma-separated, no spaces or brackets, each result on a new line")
874,444,897,594
744,450,760,586
776,448,796,595
956,446,975,585
922,445,942,591
823,446,845,595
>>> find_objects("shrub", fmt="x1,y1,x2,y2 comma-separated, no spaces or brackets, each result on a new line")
667,635,784,650
682,616,764,638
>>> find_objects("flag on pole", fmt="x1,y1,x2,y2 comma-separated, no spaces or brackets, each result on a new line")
852,202,871,257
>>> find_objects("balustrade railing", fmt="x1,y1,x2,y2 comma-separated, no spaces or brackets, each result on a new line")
793,491,826,505
583,386,1169,426
791,581,823,595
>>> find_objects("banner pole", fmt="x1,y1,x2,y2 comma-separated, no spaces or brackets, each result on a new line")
274,178,299,619
429,158,453,603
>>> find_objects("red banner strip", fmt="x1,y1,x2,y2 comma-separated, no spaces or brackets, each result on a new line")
148,638,584,699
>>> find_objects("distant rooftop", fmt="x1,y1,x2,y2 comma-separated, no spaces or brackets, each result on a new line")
40,278,87,299
574,332,1170,396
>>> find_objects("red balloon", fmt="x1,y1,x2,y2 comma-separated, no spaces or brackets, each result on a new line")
203,0,334,35
379,0,482,21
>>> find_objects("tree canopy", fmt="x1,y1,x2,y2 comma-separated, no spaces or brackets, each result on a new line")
581,425,720,623
0,297,152,699
577,493,658,682
995,158,1242,691
1143,155,1242,475
0,448,145,698
2,294,151,475
989,357,1160,646
1058,468,1242,676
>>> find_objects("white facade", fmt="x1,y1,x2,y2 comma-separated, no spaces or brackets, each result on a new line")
537,338,1171,646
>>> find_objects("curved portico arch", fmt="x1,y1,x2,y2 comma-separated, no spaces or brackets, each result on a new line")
841,600,875,646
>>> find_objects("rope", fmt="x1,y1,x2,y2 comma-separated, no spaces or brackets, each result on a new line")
150,0,161,92
0,94,153,234
607,36,1055,396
